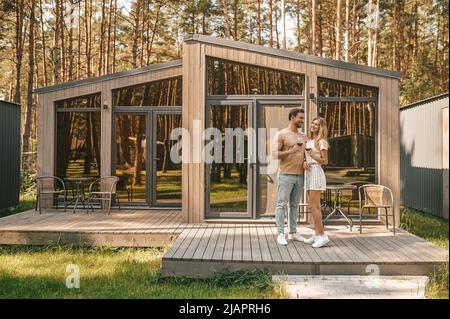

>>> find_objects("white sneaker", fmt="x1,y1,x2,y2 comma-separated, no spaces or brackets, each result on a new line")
312,234,330,248
276,233,288,246
288,233,307,242
303,236,318,245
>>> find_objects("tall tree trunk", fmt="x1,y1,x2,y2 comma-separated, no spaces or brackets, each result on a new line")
59,0,66,82
233,0,238,40
98,0,106,75
146,1,162,66
311,0,316,55
77,0,81,79
112,0,117,73
372,0,379,67
106,0,114,73
14,0,24,103
38,0,48,86
131,0,141,69
222,0,230,38
281,0,286,49
256,0,261,45
68,2,74,80
23,0,36,168
317,0,323,56
269,0,273,47
335,0,342,60
84,0,92,77
296,0,301,52
344,0,350,61
367,0,373,66
274,1,280,49
392,0,397,70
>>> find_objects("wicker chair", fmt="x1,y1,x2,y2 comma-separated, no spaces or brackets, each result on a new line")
85,176,120,214
35,176,67,214
358,184,396,235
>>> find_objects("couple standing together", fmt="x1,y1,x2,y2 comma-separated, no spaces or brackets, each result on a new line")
272,108,330,248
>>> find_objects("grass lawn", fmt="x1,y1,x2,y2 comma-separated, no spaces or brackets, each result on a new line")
0,245,287,299
400,206,449,299
0,194,36,219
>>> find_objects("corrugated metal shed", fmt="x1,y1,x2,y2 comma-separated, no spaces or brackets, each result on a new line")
0,100,21,210
400,93,449,219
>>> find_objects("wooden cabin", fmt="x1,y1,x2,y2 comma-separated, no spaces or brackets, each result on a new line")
35,34,401,226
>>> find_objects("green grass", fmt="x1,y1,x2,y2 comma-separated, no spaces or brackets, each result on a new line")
400,206,449,299
0,245,288,299
0,194,36,219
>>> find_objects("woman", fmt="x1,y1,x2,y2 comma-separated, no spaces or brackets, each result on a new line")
303,117,330,248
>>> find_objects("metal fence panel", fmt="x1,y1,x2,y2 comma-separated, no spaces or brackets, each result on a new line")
0,100,21,209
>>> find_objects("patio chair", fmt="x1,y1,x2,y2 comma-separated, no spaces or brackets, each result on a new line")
346,182,371,215
35,176,67,214
358,184,396,235
85,176,121,214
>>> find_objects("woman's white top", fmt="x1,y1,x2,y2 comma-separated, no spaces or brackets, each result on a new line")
305,138,329,164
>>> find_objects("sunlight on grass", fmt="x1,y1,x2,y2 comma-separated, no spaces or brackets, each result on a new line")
0,245,287,299
400,206,449,299
0,194,36,218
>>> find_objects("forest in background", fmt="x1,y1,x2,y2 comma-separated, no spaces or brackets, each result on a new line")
0,0,448,172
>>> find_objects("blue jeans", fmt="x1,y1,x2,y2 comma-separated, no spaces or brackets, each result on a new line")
275,173,304,234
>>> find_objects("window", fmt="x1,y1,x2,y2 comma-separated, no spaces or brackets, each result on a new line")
55,94,101,179
318,78,377,185
318,78,377,99
112,76,182,107
207,57,304,95
56,94,101,108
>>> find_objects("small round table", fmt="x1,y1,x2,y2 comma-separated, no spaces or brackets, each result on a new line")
323,184,356,231
65,177,95,213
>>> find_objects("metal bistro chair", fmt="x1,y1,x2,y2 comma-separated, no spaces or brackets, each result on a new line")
358,184,396,235
346,182,371,215
85,176,121,214
35,176,67,214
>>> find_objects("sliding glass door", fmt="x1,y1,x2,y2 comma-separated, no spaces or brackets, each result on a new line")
205,100,253,218
113,109,181,208
255,102,306,219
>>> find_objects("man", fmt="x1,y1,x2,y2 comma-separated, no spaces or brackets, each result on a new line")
272,108,307,245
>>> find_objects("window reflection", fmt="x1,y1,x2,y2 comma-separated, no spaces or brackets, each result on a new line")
56,112,101,178
56,94,101,108
112,76,182,106
318,78,377,98
207,57,304,95
115,114,147,203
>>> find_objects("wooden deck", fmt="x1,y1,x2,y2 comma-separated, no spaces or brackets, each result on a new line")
0,209,186,247
162,224,449,277
0,209,447,278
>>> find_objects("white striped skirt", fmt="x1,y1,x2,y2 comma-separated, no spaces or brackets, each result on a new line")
305,164,327,191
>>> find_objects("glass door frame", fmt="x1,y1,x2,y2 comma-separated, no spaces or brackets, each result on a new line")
204,99,254,219
204,97,307,219
151,109,182,208
112,106,182,208
254,99,307,219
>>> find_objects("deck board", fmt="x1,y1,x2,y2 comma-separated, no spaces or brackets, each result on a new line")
0,209,447,277
232,225,243,261
223,225,235,261
162,225,448,277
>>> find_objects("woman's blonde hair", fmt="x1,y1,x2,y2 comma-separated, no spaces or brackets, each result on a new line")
308,116,328,148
